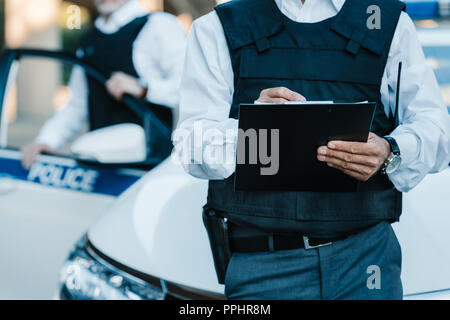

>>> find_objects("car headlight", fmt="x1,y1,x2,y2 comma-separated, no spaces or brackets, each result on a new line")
59,236,166,300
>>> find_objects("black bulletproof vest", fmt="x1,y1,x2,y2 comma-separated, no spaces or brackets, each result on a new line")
207,0,405,237
78,15,173,157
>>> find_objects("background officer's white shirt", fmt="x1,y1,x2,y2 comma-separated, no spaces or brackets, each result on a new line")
175,0,450,192
36,0,186,150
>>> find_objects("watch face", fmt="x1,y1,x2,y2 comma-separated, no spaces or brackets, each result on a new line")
386,155,402,174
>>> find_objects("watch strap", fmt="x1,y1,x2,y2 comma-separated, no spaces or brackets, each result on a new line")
384,136,400,155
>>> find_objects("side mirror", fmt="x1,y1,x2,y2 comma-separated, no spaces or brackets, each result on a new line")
71,123,146,164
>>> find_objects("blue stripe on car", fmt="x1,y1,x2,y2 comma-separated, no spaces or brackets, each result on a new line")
0,157,142,196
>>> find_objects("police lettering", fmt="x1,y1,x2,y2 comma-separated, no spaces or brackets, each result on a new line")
27,163,98,192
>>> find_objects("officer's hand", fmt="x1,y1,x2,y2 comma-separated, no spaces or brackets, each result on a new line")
21,142,56,170
106,72,145,100
256,87,306,104
317,132,391,182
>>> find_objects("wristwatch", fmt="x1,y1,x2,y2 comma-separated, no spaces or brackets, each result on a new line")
381,136,402,175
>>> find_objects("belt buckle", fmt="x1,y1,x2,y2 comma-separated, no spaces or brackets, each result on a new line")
303,236,333,250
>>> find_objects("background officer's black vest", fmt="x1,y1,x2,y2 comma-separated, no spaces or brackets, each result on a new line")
78,15,173,157
207,0,406,237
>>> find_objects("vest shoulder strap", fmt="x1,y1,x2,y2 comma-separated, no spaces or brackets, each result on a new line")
330,0,406,55
126,14,151,31
79,14,150,45
216,0,405,55
215,0,284,51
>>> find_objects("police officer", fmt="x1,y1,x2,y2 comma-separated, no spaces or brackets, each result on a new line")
21,0,186,168
175,0,450,300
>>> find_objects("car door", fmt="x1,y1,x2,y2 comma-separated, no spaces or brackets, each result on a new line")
0,49,170,299
393,27,450,298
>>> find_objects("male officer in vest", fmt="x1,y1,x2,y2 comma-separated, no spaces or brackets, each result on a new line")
175,0,450,300
21,0,186,168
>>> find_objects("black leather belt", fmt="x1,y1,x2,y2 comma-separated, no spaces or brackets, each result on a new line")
229,234,347,253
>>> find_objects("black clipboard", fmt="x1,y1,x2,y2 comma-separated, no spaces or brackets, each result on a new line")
235,102,377,192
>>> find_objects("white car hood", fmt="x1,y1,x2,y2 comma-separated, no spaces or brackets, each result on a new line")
88,159,450,296
393,168,450,295
88,159,223,294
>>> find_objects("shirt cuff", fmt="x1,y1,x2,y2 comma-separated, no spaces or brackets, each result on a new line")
389,131,420,169
387,131,420,191
145,80,178,109
138,78,148,89
35,135,62,151
201,119,238,179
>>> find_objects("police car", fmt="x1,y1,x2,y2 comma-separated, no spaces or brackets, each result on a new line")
0,49,168,299
1,2,450,300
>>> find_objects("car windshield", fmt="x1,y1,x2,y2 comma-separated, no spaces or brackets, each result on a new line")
423,46,450,114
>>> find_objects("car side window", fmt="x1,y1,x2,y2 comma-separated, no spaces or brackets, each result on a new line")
423,46,450,114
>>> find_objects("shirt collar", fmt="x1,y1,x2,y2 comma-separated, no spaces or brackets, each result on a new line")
95,0,148,34
274,0,345,12
331,0,345,12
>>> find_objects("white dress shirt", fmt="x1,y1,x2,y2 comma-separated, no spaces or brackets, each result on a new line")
36,0,186,150
175,0,450,192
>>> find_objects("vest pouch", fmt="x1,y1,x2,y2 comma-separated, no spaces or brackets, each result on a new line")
295,187,402,222
208,179,298,220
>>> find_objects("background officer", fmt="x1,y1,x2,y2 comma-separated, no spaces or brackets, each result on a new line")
21,0,186,168
175,0,450,299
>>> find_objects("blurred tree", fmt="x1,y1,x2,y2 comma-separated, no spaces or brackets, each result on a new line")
71,0,216,19
166,0,215,18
